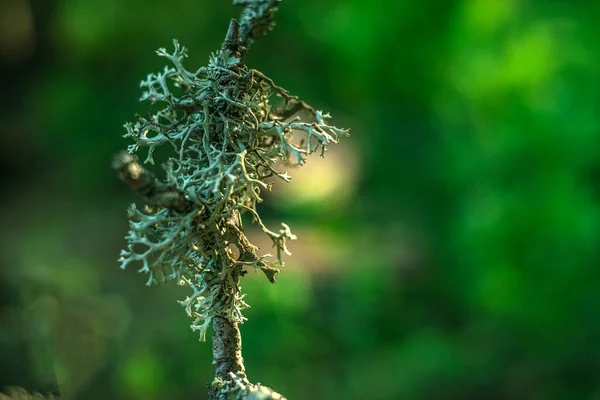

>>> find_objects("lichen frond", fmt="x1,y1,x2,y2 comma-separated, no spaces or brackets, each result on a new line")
119,38,348,340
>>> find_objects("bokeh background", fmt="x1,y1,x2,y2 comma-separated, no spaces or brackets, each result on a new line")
1,0,600,399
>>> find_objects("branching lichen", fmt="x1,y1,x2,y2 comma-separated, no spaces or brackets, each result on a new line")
0,387,56,400
211,372,285,400
118,33,348,341
115,0,348,397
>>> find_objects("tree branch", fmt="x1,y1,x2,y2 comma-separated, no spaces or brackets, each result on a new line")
234,0,281,54
212,317,246,382
113,1,315,399
112,151,193,214
209,2,288,398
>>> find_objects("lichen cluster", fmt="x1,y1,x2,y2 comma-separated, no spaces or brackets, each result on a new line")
0,387,56,400
118,14,348,341
211,372,285,400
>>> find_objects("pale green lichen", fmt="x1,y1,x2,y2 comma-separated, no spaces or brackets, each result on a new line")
211,372,286,400
0,387,56,400
118,15,348,342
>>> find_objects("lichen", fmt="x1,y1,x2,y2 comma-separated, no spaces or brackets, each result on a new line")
118,9,349,342
0,387,56,400
211,372,286,400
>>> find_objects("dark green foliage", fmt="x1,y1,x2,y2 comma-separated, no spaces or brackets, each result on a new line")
1,0,600,399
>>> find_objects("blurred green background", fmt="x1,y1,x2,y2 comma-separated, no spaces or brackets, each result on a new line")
1,0,599,399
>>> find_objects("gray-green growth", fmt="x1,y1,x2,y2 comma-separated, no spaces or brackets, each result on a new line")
118,0,349,343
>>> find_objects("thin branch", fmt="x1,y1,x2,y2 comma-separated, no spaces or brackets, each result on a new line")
234,0,282,54
210,318,284,400
212,317,246,382
112,151,193,213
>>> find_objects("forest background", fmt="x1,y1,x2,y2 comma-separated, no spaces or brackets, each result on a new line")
0,0,599,399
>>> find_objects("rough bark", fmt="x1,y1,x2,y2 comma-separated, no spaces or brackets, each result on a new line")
212,317,246,381
112,152,193,214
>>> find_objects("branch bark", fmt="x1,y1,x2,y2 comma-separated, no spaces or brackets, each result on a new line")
210,317,285,400
112,151,193,214
211,317,246,390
